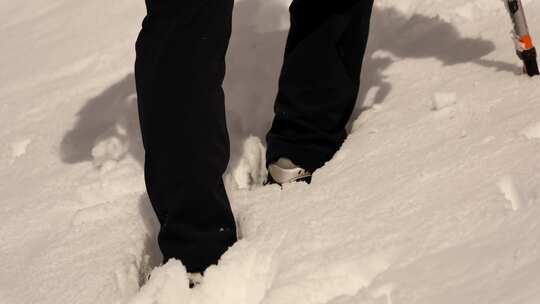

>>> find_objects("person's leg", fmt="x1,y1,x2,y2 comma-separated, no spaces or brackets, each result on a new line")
135,0,237,273
266,0,374,173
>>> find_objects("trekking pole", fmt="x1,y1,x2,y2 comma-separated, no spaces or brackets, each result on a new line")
504,0,539,76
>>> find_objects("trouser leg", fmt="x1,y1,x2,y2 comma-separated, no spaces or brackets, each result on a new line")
266,0,374,172
135,0,236,273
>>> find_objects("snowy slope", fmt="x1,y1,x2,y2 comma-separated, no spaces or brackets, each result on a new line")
1,0,540,304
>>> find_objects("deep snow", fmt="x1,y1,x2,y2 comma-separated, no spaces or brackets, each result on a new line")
1,0,539,304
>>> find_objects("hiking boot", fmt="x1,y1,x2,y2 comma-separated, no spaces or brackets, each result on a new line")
268,158,312,185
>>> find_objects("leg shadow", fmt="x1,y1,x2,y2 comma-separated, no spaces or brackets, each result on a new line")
351,6,518,123
60,74,144,166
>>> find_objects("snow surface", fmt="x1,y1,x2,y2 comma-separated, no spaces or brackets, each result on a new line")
1,0,540,303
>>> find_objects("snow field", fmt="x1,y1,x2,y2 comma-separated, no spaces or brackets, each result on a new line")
1,0,540,303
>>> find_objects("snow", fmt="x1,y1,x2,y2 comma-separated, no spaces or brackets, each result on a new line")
1,0,540,304
431,92,457,111
522,122,540,139
230,136,267,190
10,138,32,163
497,175,524,211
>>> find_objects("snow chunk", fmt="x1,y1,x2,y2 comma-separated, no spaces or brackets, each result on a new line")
10,138,31,162
497,176,523,211
129,260,190,304
91,132,129,168
231,136,267,190
431,92,457,111
521,122,540,139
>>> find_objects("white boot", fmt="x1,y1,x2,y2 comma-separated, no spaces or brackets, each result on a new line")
268,158,312,185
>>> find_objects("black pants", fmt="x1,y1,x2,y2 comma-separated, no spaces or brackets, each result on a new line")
135,0,373,273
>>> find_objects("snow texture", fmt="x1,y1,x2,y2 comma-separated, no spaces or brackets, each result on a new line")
1,0,540,304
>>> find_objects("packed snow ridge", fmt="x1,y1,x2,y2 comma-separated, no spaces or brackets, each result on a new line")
1,0,540,304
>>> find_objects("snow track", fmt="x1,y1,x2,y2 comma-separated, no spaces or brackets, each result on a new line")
1,0,540,303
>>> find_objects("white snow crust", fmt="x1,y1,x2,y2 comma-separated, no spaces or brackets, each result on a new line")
1,0,540,303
